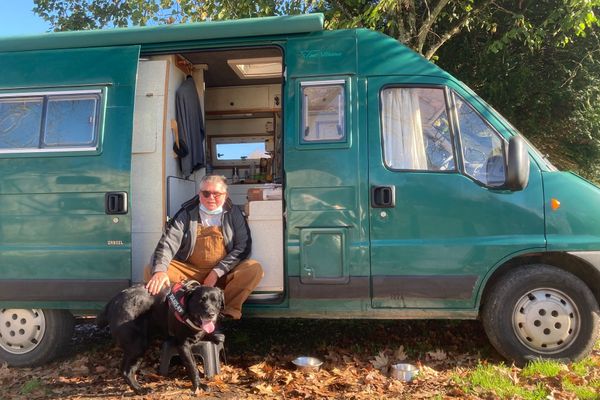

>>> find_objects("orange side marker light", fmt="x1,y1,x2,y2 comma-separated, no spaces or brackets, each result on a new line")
550,198,561,211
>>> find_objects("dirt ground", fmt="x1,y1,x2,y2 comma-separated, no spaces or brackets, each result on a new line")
0,318,598,399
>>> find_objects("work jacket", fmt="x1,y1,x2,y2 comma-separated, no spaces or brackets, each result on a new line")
151,195,252,278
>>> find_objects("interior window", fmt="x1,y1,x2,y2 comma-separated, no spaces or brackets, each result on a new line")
380,87,455,171
454,95,506,187
0,91,101,151
210,135,272,166
301,82,345,142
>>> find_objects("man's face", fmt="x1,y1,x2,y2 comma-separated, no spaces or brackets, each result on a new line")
199,181,227,211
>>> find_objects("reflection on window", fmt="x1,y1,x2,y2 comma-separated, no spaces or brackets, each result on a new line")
45,96,99,146
0,91,101,152
301,82,345,142
455,95,505,187
0,98,43,149
211,136,272,166
380,87,455,171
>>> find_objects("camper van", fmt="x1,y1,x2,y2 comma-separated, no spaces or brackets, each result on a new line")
0,13,599,368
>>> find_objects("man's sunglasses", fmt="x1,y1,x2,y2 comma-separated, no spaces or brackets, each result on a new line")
201,190,226,199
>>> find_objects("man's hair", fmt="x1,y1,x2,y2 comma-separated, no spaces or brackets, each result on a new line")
199,174,228,192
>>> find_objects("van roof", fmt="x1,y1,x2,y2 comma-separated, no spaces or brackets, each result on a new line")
0,13,324,52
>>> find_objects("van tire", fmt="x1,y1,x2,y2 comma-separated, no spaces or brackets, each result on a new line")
481,264,599,366
0,309,74,367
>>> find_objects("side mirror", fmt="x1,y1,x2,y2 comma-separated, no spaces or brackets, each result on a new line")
505,135,530,191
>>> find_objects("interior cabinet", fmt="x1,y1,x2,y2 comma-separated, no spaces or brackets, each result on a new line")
205,84,280,112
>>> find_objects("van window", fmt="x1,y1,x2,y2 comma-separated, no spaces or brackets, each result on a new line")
0,91,101,152
301,81,345,142
454,95,506,187
380,87,455,171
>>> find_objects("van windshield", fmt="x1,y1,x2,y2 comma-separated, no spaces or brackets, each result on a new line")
469,93,558,171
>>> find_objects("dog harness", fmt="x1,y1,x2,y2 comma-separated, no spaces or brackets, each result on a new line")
167,280,205,332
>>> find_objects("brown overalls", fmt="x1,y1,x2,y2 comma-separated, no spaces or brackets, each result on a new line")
145,225,263,319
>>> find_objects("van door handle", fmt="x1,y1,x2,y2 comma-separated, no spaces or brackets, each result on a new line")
371,186,395,208
105,192,128,214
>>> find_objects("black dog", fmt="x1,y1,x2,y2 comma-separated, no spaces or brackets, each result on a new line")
96,281,224,394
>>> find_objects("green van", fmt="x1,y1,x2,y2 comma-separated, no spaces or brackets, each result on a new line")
0,13,598,367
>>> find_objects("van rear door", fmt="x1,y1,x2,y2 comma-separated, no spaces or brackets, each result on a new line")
0,46,140,306
366,77,545,310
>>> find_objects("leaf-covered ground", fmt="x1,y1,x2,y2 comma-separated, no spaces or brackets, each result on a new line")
1,318,598,399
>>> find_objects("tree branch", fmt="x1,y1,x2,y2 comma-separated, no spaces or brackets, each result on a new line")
416,0,450,54
329,0,356,24
424,0,494,59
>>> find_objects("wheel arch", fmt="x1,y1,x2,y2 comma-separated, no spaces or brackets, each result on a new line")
478,251,600,311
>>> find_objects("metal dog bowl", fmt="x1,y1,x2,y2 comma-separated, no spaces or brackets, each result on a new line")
292,356,323,372
390,363,419,382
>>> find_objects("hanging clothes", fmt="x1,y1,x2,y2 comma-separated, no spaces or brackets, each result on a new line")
175,76,205,177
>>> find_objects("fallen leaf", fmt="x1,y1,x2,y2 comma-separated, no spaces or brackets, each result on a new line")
370,351,390,372
255,382,276,395
249,362,269,379
394,345,408,361
418,364,439,377
427,349,447,361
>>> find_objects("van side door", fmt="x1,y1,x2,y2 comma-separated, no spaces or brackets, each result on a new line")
367,77,545,309
284,76,370,307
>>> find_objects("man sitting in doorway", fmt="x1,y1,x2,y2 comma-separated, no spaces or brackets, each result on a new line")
145,174,263,319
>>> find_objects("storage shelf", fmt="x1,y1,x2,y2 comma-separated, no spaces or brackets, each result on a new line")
205,108,280,120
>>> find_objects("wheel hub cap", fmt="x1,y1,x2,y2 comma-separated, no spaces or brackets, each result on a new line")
513,288,579,354
0,309,46,354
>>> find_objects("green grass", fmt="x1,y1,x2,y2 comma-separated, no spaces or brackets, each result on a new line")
20,378,44,395
458,363,549,400
562,380,599,400
521,359,565,378
571,357,598,377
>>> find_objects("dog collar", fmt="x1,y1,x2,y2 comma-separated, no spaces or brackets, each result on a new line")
167,281,204,332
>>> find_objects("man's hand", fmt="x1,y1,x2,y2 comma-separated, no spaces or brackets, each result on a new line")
203,270,219,287
146,271,170,295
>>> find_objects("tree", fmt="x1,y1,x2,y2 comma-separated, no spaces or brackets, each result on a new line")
437,1,600,180
34,1,598,60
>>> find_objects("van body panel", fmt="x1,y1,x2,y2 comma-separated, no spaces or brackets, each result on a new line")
544,171,600,250
0,14,323,53
286,31,357,77
0,46,140,306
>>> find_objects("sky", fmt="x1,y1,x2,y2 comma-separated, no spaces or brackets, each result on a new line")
0,0,52,37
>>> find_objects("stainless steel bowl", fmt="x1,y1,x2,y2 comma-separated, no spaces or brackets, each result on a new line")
390,363,419,382
292,356,323,372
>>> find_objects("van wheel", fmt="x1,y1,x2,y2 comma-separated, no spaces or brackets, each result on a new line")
0,309,74,367
481,264,599,365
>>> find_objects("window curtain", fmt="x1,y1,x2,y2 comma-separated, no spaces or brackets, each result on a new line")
381,89,427,169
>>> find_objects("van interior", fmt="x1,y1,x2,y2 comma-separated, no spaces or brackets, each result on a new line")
130,46,284,301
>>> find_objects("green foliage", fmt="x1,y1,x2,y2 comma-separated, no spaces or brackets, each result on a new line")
438,2,600,181
35,1,594,60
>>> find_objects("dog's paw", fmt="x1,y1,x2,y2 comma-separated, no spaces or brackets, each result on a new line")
191,383,210,395
133,386,152,395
